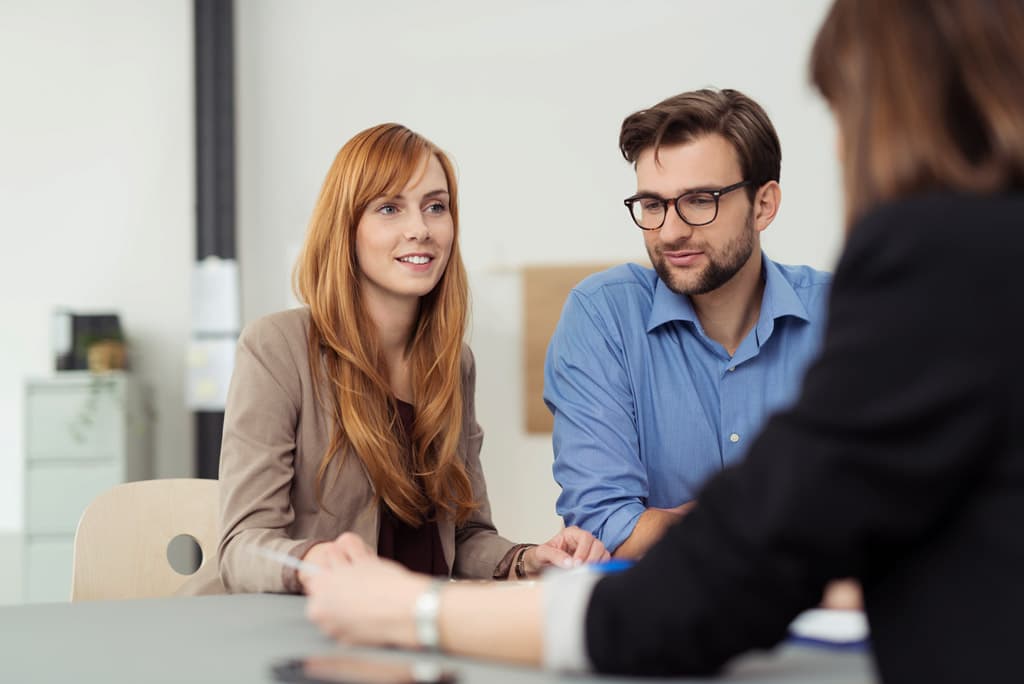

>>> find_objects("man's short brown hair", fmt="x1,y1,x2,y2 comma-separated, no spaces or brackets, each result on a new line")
619,88,782,199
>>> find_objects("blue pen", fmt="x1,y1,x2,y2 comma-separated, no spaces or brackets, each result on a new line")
593,559,635,574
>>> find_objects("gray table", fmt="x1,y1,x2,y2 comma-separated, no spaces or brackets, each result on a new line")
0,594,876,683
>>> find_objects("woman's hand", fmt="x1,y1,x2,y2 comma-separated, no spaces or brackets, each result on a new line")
523,526,610,575
300,532,376,588
821,579,863,610
305,550,428,649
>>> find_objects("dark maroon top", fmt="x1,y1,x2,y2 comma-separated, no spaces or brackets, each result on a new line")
376,399,450,577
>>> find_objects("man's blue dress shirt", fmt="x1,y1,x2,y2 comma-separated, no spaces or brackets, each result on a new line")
545,255,831,552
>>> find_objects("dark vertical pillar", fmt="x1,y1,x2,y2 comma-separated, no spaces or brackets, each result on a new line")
193,0,235,480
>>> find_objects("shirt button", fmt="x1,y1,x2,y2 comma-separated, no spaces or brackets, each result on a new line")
727,366,736,372
729,433,740,443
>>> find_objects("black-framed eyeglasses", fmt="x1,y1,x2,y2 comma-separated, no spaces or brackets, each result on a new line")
623,180,752,230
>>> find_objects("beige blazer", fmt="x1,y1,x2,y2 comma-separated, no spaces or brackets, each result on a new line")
179,308,516,595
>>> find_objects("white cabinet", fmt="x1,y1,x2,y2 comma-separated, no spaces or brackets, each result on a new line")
23,372,151,602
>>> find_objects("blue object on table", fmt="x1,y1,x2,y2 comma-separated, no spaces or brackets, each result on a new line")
592,559,635,574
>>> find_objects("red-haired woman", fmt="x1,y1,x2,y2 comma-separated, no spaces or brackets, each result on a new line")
184,123,607,596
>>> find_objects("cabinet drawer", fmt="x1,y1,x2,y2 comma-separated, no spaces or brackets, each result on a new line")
24,536,74,603
25,463,122,534
25,382,123,461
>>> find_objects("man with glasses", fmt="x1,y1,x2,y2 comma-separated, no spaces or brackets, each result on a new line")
546,89,831,558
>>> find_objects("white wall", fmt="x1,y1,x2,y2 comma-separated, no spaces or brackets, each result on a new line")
235,0,843,542
0,0,842,546
0,0,194,532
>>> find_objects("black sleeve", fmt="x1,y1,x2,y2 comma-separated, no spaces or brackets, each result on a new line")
585,197,1007,675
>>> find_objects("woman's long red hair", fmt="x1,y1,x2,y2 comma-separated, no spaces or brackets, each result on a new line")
294,123,476,526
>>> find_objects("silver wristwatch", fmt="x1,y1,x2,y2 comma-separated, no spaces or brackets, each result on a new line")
413,578,446,650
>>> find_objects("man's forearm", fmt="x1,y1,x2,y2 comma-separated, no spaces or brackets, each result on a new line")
612,503,694,559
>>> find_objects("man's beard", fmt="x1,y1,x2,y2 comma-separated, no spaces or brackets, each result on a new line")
649,209,756,296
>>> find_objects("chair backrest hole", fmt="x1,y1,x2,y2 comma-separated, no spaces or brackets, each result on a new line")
167,534,203,576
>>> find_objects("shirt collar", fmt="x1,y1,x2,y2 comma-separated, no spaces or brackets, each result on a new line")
647,276,699,332
646,253,811,334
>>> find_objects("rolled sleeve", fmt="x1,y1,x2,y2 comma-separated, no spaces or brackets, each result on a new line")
596,503,646,554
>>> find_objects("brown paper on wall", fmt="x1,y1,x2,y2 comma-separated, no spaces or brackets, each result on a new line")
522,264,619,433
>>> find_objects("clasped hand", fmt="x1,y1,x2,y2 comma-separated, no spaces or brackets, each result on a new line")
302,525,608,585
302,526,608,647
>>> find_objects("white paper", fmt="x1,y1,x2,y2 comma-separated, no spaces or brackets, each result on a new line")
788,609,869,644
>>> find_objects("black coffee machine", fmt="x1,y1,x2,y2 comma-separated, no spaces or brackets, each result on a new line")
52,310,123,371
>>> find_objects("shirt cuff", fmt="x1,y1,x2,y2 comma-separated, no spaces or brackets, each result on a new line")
599,503,646,554
542,568,602,672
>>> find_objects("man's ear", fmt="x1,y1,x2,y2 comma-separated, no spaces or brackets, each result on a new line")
753,181,781,233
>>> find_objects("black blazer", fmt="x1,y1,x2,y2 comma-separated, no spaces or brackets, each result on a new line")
585,192,1024,684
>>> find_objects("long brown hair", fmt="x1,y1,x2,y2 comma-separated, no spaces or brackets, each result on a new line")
810,0,1024,224
293,123,477,526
